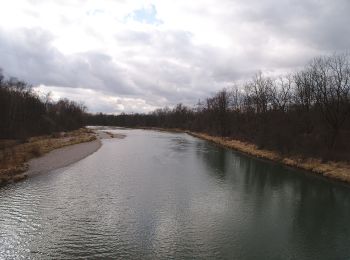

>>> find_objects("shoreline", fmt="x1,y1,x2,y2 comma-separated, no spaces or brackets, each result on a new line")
0,129,125,185
25,129,127,177
25,138,102,177
25,129,126,177
0,128,96,185
138,127,350,184
3,125,349,186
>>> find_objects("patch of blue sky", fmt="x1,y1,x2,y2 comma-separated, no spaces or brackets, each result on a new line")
126,5,163,25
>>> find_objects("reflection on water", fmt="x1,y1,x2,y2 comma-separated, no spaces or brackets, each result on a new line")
1,129,350,259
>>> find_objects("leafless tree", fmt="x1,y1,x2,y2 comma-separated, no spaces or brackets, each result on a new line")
244,72,273,114
271,74,294,112
310,53,350,147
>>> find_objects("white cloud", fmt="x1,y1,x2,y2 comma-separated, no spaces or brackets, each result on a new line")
0,0,349,113
34,85,159,114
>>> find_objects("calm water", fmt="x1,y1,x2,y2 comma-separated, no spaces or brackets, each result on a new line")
1,129,350,259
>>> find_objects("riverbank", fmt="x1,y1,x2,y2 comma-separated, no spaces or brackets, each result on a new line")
26,129,126,178
0,128,98,185
139,127,350,184
0,128,127,185
25,139,101,177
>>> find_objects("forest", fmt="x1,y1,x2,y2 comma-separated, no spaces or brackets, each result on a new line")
87,53,350,162
0,69,86,140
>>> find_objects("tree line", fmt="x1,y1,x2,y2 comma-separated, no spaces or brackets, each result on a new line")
0,69,86,140
87,53,350,162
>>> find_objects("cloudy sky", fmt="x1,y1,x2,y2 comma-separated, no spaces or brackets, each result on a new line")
0,0,349,113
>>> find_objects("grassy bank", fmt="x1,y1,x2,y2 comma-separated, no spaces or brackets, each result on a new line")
0,128,96,185
140,127,350,184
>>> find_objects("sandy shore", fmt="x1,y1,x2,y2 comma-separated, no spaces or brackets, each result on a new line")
25,130,125,177
26,139,102,176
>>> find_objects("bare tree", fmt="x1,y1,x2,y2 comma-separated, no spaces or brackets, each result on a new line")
294,70,316,112
244,72,273,114
230,84,245,112
310,53,350,147
271,74,294,112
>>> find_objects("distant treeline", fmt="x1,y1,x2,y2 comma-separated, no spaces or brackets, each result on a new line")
87,53,350,162
0,69,86,139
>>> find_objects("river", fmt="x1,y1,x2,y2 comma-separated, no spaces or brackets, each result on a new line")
1,129,350,259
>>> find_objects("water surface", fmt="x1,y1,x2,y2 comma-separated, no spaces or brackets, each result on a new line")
1,129,350,259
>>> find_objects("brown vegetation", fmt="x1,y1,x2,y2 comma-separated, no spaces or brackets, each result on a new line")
0,128,96,185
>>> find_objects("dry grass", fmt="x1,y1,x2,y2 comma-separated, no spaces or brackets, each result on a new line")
188,132,350,183
0,128,96,185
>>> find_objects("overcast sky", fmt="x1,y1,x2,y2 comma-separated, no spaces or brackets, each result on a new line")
0,0,349,113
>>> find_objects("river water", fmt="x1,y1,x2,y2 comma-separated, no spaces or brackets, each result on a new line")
1,129,350,259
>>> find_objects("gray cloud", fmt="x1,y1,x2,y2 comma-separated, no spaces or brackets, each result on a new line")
0,0,349,113
0,27,137,95
236,0,350,51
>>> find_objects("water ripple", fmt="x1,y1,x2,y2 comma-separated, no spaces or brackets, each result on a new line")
1,129,350,259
